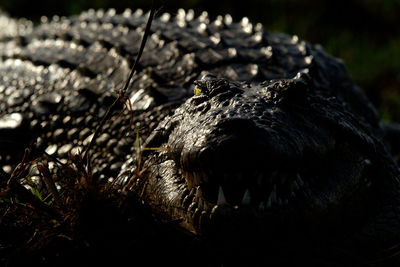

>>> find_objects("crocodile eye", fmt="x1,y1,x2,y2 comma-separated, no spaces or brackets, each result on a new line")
194,85,203,96
190,84,209,105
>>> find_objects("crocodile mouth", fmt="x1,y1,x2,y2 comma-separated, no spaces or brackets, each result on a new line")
180,168,302,212
175,142,374,236
179,168,304,233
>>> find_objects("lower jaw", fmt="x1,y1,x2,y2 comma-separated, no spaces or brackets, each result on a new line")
181,200,304,239
180,200,360,244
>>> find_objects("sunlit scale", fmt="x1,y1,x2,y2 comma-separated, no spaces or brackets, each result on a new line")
0,113,23,128
122,8,132,17
197,23,207,34
160,13,171,22
224,14,233,25
134,9,143,17
186,9,195,21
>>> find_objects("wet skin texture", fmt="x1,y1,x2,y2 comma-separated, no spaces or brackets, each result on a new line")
1,8,400,264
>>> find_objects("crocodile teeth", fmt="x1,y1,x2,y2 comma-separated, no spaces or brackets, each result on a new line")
258,201,265,211
266,193,272,208
271,184,277,203
217,186,227,205
293,180,300,191
296,173,304,186
241,189,251,205
195,186,202,200
265,184,277,208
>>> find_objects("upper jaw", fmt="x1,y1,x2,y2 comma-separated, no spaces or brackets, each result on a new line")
171,134,375,235
175,170,306,235
173,132,307,235
180,167,305,209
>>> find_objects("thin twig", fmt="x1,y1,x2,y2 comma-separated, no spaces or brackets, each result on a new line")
7,148,30,186
83,1,156,167
122,3,156,93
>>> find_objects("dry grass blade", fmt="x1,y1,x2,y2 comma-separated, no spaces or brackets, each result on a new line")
7,148,31,185
0,150,61,219
37,163,61,206
68,151,92,188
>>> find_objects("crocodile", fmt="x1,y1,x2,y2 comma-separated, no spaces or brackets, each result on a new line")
1,8,400,264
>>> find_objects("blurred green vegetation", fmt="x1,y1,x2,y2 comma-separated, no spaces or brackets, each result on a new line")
0,0,399,122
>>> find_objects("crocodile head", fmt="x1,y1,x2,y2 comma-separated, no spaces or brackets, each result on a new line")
120,72,400,248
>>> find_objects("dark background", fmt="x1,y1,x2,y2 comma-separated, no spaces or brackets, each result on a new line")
1,0,399,122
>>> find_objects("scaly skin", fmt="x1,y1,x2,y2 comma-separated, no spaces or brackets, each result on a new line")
1,8,400,259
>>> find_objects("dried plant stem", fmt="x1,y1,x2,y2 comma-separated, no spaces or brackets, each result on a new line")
83,1,156,168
